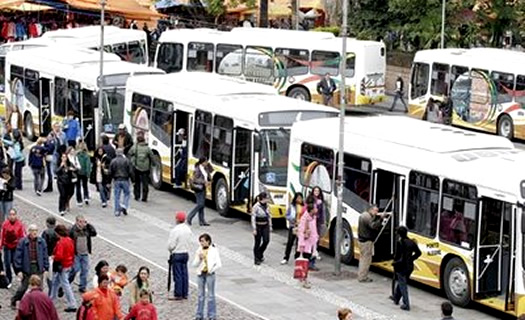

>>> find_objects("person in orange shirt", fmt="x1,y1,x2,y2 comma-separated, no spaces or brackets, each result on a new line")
109,264,128,297
82,273,124,320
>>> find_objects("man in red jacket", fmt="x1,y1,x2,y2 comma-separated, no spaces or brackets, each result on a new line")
0,208,25,286
17,274,59,320
50,224,77,312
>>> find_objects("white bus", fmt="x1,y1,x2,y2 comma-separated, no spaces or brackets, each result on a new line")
153,27,385,106
287,114,525,314
123,72,337,217
5,47,163,148
409,48,525,140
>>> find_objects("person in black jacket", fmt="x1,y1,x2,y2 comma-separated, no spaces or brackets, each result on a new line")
55,153,75,216
109,148,133,217
389,226,421,311
316,73,336,106
0,168,14,225
68,215,97,293
41,216,57,295
112,124,133,156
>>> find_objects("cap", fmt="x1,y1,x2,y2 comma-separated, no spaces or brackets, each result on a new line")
177,128,185,135
118,123,126,130
175,211,186,223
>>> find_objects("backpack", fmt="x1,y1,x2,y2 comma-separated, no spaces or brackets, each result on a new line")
76,301,95,320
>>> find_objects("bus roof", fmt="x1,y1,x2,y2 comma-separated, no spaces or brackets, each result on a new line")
230,27,336,40
291,115,521,197
42,26,146,43
126,72,337,127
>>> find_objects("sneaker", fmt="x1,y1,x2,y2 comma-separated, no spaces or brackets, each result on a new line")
7,282,12,289
58,287,64,298
114,212,121,217
102,202,107,208
122,208,128,216
389,295,399,305
302,281,312,289
77,202,83,207
280,259,288,265
84,199,90,205
43,187,53,193
60,211,66,216
309,266,320,271
36,191,41,196
400,305,410,311
358,278,373,283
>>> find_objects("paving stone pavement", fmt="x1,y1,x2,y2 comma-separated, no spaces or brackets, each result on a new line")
0,200,263,320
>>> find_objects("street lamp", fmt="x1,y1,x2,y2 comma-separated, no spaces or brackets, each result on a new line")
334,0,348,275
441,0,445,48
97,0,106,139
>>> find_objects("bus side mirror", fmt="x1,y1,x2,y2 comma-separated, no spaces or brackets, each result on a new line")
253,132,261,153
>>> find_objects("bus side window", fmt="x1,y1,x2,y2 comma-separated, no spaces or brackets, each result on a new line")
299,142,334,193
152,99,173,146
244,46,274,80
410,62,429,100
216,43,242,76
406,171,439,238
67,81,81,116
311,50,339,76
131,93,152,132
187,42,214,73
211,115,233,168
193,110,212,160
515,75,525,104
491,71,514,104
430,63,449,96
54,77,67,117
23,69,39,109
157,43,183,73
274,48,309,77
337,153,371,213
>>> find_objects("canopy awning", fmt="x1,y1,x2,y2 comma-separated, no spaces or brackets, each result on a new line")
63,0,165,18
9,2,53,10
226,0,325,17
155,0,205,9
0,0,24,8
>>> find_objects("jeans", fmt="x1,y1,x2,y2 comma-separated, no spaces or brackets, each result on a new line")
3,247,16,283
390,91,408,111
57,182,74,212
114,179,130,215
76,175,90,203
187,190,206,224
97,182,108,204
172,252,189,298
68,254,89,291
283,227,297,261
45,160,53,190
322,94,334,106
50,267,77,308
133,169,149,201
393,272,410,307
14,160,23,189
0,200,13,224
253,224,270,263
196,273,216,320
31,167,44,192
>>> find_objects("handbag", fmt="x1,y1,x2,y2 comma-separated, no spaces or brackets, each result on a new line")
52,260,63,273
293,255,309,280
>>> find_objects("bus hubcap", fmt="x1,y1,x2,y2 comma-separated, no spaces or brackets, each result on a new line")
341,228,351,256
152,162,161,184
500,120,511,137
449,267,468,298
217,184,227,210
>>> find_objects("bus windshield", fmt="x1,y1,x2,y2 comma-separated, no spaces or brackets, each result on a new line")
259,129,290,187
102,87,125,133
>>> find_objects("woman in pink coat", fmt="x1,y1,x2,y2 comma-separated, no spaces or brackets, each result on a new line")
296,202,319,288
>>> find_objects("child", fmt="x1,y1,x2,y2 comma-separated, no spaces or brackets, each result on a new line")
109,264,128,296
125,289,158,320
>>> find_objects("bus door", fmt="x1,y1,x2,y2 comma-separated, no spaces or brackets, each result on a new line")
81,89,96,150
171,110,190,185
475,197,513,306
39,77,51,136
372,169,405,262
231,127,252,209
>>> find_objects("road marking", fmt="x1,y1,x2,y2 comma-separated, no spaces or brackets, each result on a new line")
15,194,271,320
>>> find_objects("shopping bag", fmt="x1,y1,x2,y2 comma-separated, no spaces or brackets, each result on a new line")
293,257,309,280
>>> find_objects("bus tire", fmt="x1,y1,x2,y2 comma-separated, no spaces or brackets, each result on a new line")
24,113,35,141
287,86,311,101
497,114,514,139
332,219,354,264
150,153,163,190
214,177,230,217
443,257,471,307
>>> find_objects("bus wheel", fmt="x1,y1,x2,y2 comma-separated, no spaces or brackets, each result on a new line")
333,219,354,264
287,87,310,101
150,154,163,190
497,114,514,139
24,113,35,141
443,257,471,307
214,178,230,217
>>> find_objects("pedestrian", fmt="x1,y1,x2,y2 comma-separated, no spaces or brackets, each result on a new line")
306,186,326,271
0,167,15,224
125,289,158,320
168,211,193,300
192,233,221,320
82,273,124,320
357,204,388,282
76,142,92,206
100,134,116,161
187,157,212,226
316,72,337,106
128,133,153,202
44,122,66,193
66,146,82,207
1,208,25,286
281,192,304,265
3,122,14,172
112,124,133,156
389,226,421,311
129,266,153,307
28,137,46,196
63,110,80,148
17,275,59,320
11,224,49,310
92,259,110,288
337,307,352,320
49,224,77,312
389,76,408,112
296,201,318,289
0,138,8,173
5,129,25,190
68,215,97,293
92,146,111,208
174,128,188,188
109,148,133,217
41,216,57,295
251,192,272,265
55,152,75,216
109,264,129,297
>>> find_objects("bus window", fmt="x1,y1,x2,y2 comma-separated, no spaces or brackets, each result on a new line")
54,77,67,117
406,171,439,238
152,99,173,146
344,53,356,78
187,42,214,72
112,43,129,61
23,69,39,108
431,63,449,96
128,41,146,65
410,62,429,99
338,153,371,213
130,93,151,132
274,48,309,77
68,81,81,116
244,46,274,80
311,50,339,76
101,87,126,134
216,43,242,75
439,179,477,249
300,142,334,192
157,43,183,73
259,129,289,187
470,69,490,105
491,71,514,104
211,115,233,167
193,110,212,159
450,65,468,89
515,75,525,104
81,89,95,119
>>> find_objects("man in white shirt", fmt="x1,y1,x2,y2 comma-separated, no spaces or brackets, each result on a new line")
167,211,193,300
